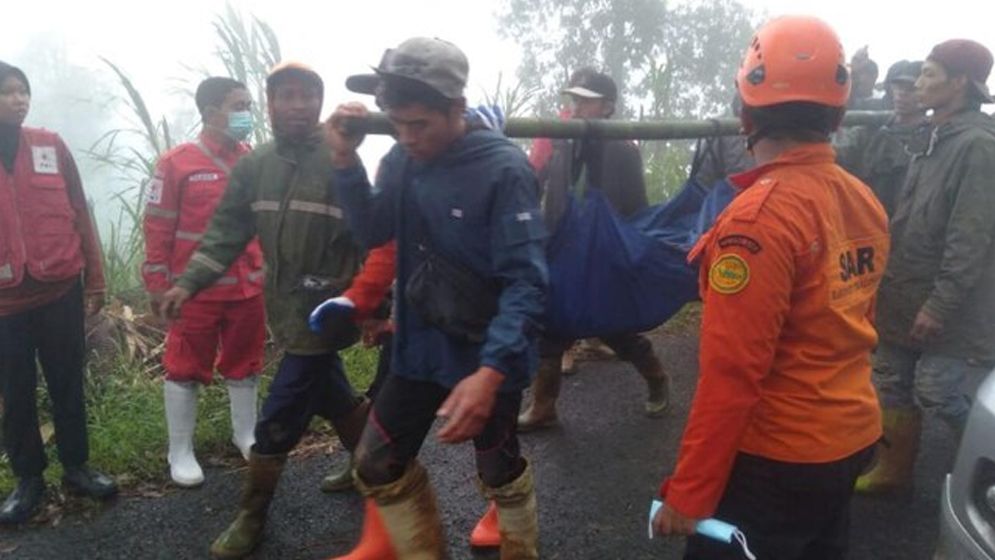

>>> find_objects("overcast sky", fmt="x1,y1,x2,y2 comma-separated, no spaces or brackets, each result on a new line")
5,0,995,116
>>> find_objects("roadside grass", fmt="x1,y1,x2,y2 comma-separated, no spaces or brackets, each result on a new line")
0,345,379,495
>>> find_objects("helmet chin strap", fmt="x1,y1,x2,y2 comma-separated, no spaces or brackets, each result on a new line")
739,112,763,152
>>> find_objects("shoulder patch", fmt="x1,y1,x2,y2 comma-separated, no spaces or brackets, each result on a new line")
718,234,762,254
730,177,778,223
708,254,751,295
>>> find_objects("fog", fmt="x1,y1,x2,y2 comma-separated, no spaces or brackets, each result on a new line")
4,0,993,235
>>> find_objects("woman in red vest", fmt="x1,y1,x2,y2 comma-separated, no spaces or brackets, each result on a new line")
0,61,118,525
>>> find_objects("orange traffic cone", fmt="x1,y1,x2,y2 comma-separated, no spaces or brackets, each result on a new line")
331,498,397,560
470,501,501,548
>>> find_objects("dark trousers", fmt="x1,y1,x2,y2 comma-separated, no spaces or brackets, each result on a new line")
254,352,362,455
355,375,525,488
684,446,875,560
0,282,89,478
543,332,658,371
365,334,393,401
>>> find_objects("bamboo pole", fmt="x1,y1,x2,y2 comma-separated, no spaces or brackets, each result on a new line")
346,111,892,140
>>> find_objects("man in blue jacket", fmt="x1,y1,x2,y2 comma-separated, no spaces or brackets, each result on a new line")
326,38,548,559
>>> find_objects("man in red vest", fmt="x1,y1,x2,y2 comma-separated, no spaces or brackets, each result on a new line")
0,61,118,524
143,77,266,487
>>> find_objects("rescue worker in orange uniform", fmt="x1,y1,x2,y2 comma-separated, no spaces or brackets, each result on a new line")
652,16,889,559
143,77,266,487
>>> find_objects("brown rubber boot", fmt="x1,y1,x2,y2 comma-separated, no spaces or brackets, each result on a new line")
209,451,287,559
636,357,671,418
478,461,539,560
355,461,446,560
322,399,371,493
855,408,922,496
517,357,563,432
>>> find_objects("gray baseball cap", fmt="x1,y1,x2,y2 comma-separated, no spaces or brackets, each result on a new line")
346,37,469,99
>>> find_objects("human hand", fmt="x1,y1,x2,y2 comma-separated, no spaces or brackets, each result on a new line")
910,308,943,344
436,366,505,444
652,501,699,537
309,296,356,333
85,292,105,317
159,286,191,320
325,102,369,168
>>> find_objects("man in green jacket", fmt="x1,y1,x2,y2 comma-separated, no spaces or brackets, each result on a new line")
159,62,370,559
858,39,995,496
835,60,931,217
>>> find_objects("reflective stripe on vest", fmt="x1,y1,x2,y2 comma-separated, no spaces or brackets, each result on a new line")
0,264,12,281
215,276,239,286
190,252,227,274
287,200,343,218
251,201,281,212
142,263,170,275
174,230,204,242
146,206,179,220
247,270,265,283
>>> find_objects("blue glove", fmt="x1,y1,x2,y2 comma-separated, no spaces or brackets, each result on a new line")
648,499,756,559
308,296,356,333
466,104,506,131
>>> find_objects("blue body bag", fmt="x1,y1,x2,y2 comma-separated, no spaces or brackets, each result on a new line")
544,177,736,340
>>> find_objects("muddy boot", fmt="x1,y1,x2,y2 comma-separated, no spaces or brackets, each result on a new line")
321,456,356,493
469,501,500,548
356,461,446,560
209,451,287,559
479,461,539,560
636,358,671,418
517,357,562,433
322,399,371,493
855,408,922,496
329,498,397,560
561,344,579,377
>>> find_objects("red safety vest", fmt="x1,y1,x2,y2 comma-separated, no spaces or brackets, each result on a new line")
0,128,86,289
142,134,263,301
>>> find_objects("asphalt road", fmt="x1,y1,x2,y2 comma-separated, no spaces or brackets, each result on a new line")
0,330,956,559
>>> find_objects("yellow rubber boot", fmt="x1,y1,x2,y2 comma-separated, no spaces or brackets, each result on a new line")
479,462,539,560
356,462,446,560
329,498,397,560
855,408,922,496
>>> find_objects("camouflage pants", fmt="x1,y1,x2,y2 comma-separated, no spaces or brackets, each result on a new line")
873,341,986,432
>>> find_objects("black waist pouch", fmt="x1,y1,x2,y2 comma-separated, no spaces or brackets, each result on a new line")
405,246,499,344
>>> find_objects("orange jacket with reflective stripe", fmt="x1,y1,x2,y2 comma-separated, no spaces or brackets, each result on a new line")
661,143,888,519
142,134,263,301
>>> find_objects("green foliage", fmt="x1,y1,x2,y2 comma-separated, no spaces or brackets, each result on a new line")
87,5,283,299
498,0,758,120
205,1,282,145
643,140,695,204
0,345,380,494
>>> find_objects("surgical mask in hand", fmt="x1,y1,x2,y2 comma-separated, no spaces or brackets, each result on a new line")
226,111,254,141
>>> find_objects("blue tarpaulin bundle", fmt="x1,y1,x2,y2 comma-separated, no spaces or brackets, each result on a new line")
544,178,736,340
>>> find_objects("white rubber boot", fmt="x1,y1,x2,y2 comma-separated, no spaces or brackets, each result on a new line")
227,376,258,461
163,380,204,487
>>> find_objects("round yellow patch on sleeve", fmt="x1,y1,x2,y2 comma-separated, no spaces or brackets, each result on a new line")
708,254,751,295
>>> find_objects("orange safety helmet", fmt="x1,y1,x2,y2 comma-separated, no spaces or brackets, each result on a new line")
736,16,850,108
